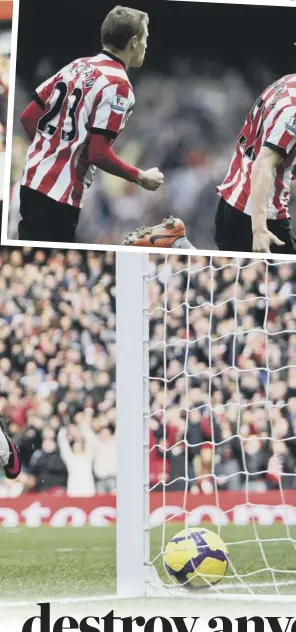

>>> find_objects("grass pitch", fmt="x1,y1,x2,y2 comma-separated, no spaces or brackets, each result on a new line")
0,523,295,602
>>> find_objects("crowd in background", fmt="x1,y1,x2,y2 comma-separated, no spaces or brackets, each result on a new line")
0,249,296,496
9,59,296,246
148,254,296,494
0,247,117,497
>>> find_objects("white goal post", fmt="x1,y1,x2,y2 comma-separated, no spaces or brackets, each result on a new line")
116,251,296,603
116,252,150,598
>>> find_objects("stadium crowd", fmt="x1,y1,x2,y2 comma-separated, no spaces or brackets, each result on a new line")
148,254,296,494
0,249,296,496
0,247,117,497
9,60,296,247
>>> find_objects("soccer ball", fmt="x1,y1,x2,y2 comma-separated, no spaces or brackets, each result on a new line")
164,527,229,589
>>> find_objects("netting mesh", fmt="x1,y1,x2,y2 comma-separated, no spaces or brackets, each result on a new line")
147,254,296,597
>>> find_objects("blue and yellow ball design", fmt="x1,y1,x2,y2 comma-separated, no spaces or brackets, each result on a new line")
164,527,229,589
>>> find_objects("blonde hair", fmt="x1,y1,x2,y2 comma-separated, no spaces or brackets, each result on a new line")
101,6,149,51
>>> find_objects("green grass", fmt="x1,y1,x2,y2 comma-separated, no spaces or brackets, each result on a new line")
0,523,295,602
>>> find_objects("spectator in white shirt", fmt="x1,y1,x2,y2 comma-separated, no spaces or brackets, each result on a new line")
57,423,95,497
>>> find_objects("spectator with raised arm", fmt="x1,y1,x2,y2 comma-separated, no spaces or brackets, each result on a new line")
57,422,95,497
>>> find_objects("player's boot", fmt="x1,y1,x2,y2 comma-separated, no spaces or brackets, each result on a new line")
0,415,21,479
122,216,196,249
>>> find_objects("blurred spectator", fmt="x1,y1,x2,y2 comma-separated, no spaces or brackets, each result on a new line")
57,423,95,497
28,435,67,493
92,425,116,494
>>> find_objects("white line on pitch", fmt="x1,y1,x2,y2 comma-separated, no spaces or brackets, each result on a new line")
1,580,296,609
218,579,296,590
0,595,117,609
10,548,102,554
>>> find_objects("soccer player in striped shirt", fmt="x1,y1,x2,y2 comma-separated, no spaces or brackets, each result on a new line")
216,75,296,254
128,75,296,252
17,6,164,243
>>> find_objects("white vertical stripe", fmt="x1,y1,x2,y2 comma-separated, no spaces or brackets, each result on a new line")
22,135,50,185
84,73,109,113
119,87,135,132
227,181,244,209
93,83,119,130
30,149,58,190
49,125,88,204
21,135,40,184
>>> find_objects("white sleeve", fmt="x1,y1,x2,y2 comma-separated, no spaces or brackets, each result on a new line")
57,427,72,468
264,106,296,155
90,81,133,136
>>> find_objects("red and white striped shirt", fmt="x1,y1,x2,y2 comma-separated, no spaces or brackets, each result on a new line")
218,74,296,220
22,52,135,208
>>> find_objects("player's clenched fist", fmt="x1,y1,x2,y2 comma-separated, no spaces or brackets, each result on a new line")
252,228,285,253
136,167,164,191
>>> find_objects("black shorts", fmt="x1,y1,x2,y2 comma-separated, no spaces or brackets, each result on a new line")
214,196,296,255
18,186,81,243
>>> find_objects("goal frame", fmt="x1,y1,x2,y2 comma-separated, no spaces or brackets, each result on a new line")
115,251,296,603
116,251,150,597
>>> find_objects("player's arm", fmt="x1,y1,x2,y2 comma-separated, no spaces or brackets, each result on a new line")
291,166,296,199
88,83,164,191
88,134,163,190
77,417,95,460
57,426,72,467
251,146,284,253
20,98,44,141
20,73,58,142
252,105,296,253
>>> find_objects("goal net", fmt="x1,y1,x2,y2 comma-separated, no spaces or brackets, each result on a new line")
116,252,296,603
